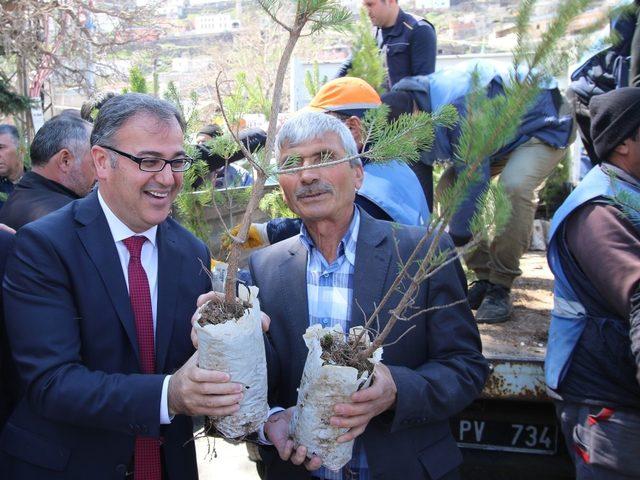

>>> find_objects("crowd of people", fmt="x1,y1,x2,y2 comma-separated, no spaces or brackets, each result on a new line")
0,1,638,479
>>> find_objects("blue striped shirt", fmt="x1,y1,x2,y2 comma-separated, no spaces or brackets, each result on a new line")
299,208,369,480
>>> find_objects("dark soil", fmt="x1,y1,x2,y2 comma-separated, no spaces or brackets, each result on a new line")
319,332,374,376
197,299,247,327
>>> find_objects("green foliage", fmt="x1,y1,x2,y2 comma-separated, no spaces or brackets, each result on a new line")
207,134,241,160
610,170,640,228
614,189,640,228
222,73,272,126
538,152,571,217
212,185,252,209
347,9,385,93
362,104,458,164
165,82,212,243
300,0,353,34
276,105,458,175
163,81,201,135
258,0,351,34
260,190,297,219
174,158,213,244
469,182,512,243
304,62,328,97
528,0,593,76
128,65,148,94
0,81,32,115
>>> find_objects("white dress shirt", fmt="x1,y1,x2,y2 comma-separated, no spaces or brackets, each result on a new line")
97,191,172,425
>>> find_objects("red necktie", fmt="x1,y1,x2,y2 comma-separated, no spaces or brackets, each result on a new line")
123,236,162,480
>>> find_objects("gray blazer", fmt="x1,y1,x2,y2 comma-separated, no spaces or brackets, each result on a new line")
249,210,488,480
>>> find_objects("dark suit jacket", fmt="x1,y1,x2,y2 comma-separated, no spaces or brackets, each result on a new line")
0,191,211,480
249,210,489,480
0,171,81,230
0,229,15,430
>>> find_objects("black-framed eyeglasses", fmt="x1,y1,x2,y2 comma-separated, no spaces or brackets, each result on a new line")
101,145,192,172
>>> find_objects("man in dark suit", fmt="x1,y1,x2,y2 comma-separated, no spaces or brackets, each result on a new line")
0,228,15,431
0,114,97,230
250,112,488,479
0,93,245,479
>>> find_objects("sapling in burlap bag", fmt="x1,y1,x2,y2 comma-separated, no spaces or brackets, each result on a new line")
193,284,268,438
291,324,382,470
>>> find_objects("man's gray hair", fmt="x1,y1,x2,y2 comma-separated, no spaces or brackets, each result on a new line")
276,111,361,167
30,115,92,167
0,124,19,146
90,93,185,147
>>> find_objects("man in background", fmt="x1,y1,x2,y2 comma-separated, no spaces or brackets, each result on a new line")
0,125,24,209
338,0,436,89
0,115,96,230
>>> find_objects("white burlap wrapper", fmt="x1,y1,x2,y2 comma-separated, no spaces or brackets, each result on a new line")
291,324,382,471
194,284,268,438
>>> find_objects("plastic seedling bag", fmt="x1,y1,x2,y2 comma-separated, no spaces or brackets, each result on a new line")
291,324,383,471
194,284,268,438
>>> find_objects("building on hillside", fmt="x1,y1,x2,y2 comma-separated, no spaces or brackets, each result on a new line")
193,13,240,34
415,0,451,9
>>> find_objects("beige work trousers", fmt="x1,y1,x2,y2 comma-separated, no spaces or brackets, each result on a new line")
441,138,565,288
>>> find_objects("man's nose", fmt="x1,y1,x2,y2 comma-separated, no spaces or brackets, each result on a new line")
299,164,319,184
155,162,176,185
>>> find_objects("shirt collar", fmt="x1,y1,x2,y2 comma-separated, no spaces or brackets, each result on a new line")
601,162,640,189
299,207,360,266
97,189,157,246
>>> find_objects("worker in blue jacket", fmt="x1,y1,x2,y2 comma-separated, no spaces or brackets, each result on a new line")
390,59,574,323
546,87,640,480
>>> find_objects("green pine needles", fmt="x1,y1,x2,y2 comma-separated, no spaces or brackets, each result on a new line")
346,9,385,93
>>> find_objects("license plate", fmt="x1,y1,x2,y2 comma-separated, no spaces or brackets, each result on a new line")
453,419,558,455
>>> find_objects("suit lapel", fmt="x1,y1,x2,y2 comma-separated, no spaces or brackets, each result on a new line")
351,211,392,329
155,221,182,373
75,192,140,365
280,239,310,362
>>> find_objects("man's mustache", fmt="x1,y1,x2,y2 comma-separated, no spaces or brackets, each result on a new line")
295,183,333,199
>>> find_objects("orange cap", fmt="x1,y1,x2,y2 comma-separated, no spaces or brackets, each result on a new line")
307,77,381,113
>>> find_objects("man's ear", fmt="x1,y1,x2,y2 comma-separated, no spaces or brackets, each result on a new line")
353,162,365,190
614,141,630,156
344,116,364,150
55,149,73,173
92,145,112,180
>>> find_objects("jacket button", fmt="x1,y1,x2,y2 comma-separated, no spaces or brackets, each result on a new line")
116,464,127,475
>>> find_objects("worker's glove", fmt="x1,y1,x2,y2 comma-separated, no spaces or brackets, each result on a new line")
222,222,270,250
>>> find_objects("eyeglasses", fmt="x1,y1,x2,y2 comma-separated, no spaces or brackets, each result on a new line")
101,146,192,172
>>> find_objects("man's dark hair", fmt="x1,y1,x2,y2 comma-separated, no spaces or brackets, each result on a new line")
91,93,186,147
30,115,92,167
197,124,222,138
0,124,20,146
